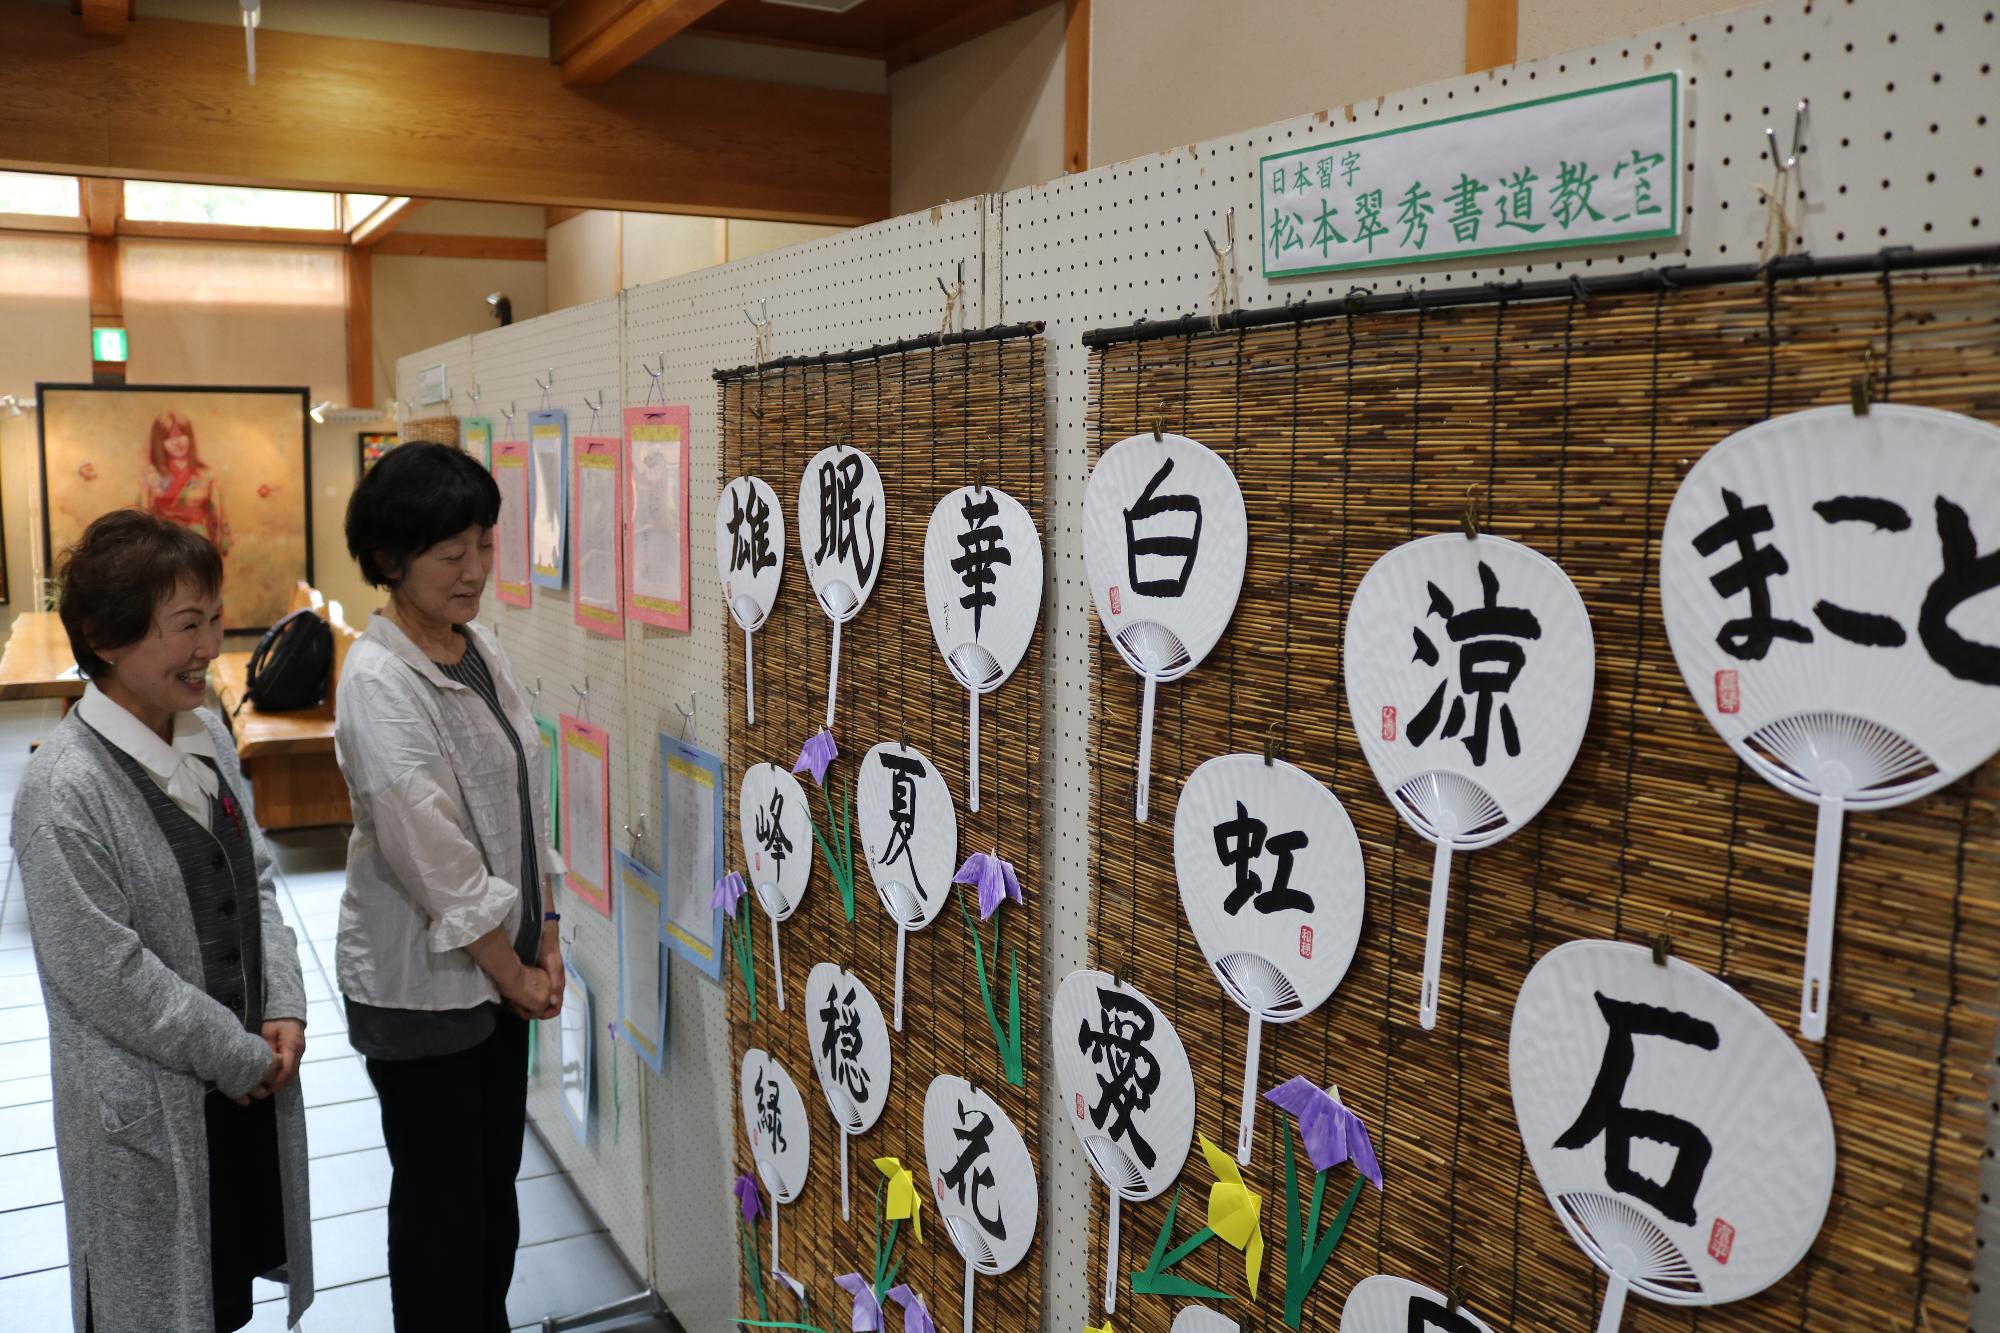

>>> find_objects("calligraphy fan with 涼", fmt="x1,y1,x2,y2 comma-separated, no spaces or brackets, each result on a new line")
856,741,958,1032
1174,753,1364,1163
798,445,887,728
1339,1275,1496,1332
923,1075,1038,1333
716,476,785,725
924,483,1044,812
1345,532,1594,1030
739,762,812,1011
804,961,891,1221
1052,968,1196,1316
739,1047,812,1277
1660,404,2000,1040
1083,432,1247,822
1511,941,1835,1333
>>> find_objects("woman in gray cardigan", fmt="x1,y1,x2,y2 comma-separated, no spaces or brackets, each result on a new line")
13,510,314,1333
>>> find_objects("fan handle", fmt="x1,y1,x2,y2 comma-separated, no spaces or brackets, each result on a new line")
824,617,843,729
962,1254,976,1333
1595,1272,1630,1333
893,922,908,1032
1419,826,1457,1031
1801,797,1846,1042
968,689,981,814
768,912,785,1013
838,1127,850,1220
1104,1189,1121,1313
744,627,756,726
1235,995,1265,1165
1135,676,1157,822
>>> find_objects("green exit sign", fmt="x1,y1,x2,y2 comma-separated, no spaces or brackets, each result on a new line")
92,327,128,362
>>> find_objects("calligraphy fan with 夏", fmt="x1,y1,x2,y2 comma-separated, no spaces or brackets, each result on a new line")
923,1075,1037,1333
1052,968,1196,1316
1510,941,1835,1333
804,962,892,1221
798,446,888,728
1083,432,1247,822
739,762,812,1011
1174,753,1364,1164
1660,404,2000,1040
857,741,959,1032
1345,532,1594,1030
715,476,785,725
1339,1275,1495,1332
739,1047,812,1277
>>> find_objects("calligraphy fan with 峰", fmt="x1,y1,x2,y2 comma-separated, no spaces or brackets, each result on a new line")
1339,1274,1495,1332
739,1047,812,1277
739,761,812,1011
798,446,887,728
857,741,959,1031
804,962,892,1221
715,476,785,725
922,1075,1037,1333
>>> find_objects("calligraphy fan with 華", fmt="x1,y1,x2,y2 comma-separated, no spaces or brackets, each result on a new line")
1660,404,2000,1041
1511,941,1835,1333
740,762,812,1012
798,445,888,729
804,961,892,1221
740,1047,812,1278
924,484,1044,813
1339,1275,1495,1332
856,741,959,1032
1345,532,1594,1031
1052,968,1196,1316
716,476,785,725
1083,432,1247,823
923,1075,1038,1333
1174,753,1364,1164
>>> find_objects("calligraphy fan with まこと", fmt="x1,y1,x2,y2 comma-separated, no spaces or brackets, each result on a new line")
715,476,785,725
1338,1274,1495,1333
739,1047,812,1277
922,1075,1037,1333
804,961,892,1221
798,446,887,729
739,762,813,1011
856,741,959,1032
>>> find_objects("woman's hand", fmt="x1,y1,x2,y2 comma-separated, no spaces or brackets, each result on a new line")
252,1019,306,1098
499,959,551,1018
534,922,565,1022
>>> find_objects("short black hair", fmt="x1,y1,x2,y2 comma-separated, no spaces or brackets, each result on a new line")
346,443,501,588
57,509,223,680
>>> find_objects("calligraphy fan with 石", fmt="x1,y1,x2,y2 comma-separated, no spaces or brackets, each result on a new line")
739,1047,812,1278
739,762,812,1011
1345,532,1594,1031
923,1075,1037,1333
856,741,958,1032
715,476,785,725
1510,941,1835,1333
798,445,887,728
804,961,891,1221
1174,753,1364,1164
924,484,1044,813
1052,968,1196,1316
1660,404,2000,1040
1083,432,1247,822
1339,1274,1495,1332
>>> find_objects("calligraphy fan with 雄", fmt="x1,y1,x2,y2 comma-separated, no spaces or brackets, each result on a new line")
1510,941,1835,1333
1052,968,1196,1316
923,1075,1037,1333
1339,1274,1496,1332
857,741,959,1032
739,762,812,1011
739,1047,812,1277
1083,432,1247,822
924,484,1044,813
1660,404,2000,1041
1345,532,1594,1031
798,445,887,729
804,961,891,1221
1175,753,1364,1163
716,476,785,725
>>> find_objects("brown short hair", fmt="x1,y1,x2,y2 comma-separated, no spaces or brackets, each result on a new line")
56,509,223,680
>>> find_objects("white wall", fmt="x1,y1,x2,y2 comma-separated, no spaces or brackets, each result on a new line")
1517,0,1748,59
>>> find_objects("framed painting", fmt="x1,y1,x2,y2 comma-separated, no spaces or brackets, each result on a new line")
358,431,399,473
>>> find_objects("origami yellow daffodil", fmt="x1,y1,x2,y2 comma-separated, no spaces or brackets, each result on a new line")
1083,1322,1113,1333
1199,1134,1264,1299
873,1156,924,1244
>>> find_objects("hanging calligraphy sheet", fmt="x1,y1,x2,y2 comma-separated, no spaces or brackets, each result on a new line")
571,436,624,638
740,761,812,1009
614,849,669,1075
1339,1275,1495,1333
529,408,568,589
858,740,959,1030
493,440,532,608
924,1075,1037,1332
560,714,613,918
742,1046,813,1278
660,734,726,982
717,474,786,725
558,960,593,1144
798,444,887,728
625,404,690,631
461,415,492,469
805,961,892,1220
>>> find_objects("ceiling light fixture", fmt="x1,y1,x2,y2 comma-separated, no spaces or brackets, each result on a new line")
308,400,331,424
241,0,261,86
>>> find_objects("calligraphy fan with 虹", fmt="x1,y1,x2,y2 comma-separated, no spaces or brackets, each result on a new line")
1345,532,1594,1031
1052,968,1196,1317
1083,432,1247,823
1659,404,2000,1040
1510,941,1835,1333
924,484,1044,813
715,476,785,725
804,962,892,1221
1174,753,1364,1164
739,1047,812,1277
798,445,888,728
856,741,959,1032
739,762,812,1011
1339,1274,1495,1332
923,1075,1037,1333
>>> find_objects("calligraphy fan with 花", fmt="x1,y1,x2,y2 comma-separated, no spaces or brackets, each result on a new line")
739,1047,812,1277
1660,404,2000,1040
1510,941,1835,1333
804,961,891,1221
857,741,959,1031
1345,532,1594,1030
739,762,812,1011
798,445,887,728
1339,1274,1496,1332
923,1075,1037,1333
716,476,785,725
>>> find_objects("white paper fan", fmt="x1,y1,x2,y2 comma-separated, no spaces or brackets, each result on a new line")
716,476,785,725
1171,1310,1240,1333
923,1075,1038,1333
924,484,1045,813
1339,1275,1495,1332
1510,941,1835,1333
1660,403,2000,1039
739,762,812,1011
1052,968,1197,1315
798,446,887,728
739,1047,812,1276
804,962,892,1220
857,741,959,1031
1346,532,1595,1029
1083,432,1248,822
1174,753,1365,1163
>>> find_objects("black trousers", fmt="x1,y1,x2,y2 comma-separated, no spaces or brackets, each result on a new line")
365,1012,529,1333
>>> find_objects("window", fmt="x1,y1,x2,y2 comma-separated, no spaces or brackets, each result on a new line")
0,172,80,218
124,182,339,230
344,194,389,229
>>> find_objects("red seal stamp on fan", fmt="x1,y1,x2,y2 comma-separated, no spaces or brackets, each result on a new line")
1708,1217,1735,1264
1108,586,1122,615
1381,706,1397,742
1299,925,1314,959
1715,669,1740,714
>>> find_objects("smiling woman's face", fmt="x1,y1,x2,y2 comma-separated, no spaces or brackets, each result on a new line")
392,523,494,627
98,576,224,726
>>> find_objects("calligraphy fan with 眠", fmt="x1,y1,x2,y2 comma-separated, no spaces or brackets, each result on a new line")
798,445,887,728
1083,432,1248,822
739,762,812,1011
716,476,785,725
1174,753,1364,1164
1345,532,1594,1031
1659,404,2000,1041
857,741,959,1032
1052,968,1196,1317
739,1048,812,1279
924,484,1045,813
1339,1275,1496,1332
923,1075,1037,1333
1510,941,1834,1333
804,961,891,1221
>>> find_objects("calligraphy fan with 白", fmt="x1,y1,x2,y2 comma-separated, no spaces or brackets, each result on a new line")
1052,968,1196,1316
1174,753,1364,1163
1660,404,2000,1040
1345,532,1594,1031
1083,432,1247,822
1510,941,1834,1333
923,1075,1037,1333
856,741,958,1032
1339,1275,1496,1332
739,761,812,1011
804,961,892,1221
924,483,1044,813
715,476,785,725
798,446,887,728
739,1047,812,1277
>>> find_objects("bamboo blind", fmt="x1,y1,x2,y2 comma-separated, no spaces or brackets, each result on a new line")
399,414,459,447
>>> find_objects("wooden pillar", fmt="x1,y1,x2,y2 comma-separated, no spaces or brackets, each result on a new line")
1064,0,1091,174
345,247,373,411
81,177,124,385
1465,0,1518,73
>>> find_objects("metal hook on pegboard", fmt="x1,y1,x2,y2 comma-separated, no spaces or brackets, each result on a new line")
937,260,964,338
1203,207,1237,329
1755,98,1810,262
571,676,591,725
464,380,481,409
674,693,698,743
745,301,772,366
583,390,605,435
642,354,666,406
501,402,518,437
623,811,647,854
536,369,554,411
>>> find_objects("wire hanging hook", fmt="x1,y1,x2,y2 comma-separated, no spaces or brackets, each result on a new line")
643,354,667,406
675,693,697,743
501,402,518,437
624,811,647,851
536,369,554,411
583,390,605,435
571,676,591,724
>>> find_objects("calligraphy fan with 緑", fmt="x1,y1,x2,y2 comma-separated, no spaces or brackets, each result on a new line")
739,1047,812,1278
1083,432,1247,822
857,741,959,1032
1339,1275,1495,1332
1174,753,1364,1163
804,961,892,1221
798,446,887,728
1510,941,1835,1333
1345,532,1594,1030
1052,968,1196,1317
924,484,1044,813
716,476,785,725
739,761,812,1011
1660,404,2000,1040
923,1075,1037,1333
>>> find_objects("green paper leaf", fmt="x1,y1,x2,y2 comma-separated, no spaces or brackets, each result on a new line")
736,1321,831,1332
740,1221,770,1322
1130,1271,1234,1300
1282,1121,1305,1274
1130,1191,1233,1301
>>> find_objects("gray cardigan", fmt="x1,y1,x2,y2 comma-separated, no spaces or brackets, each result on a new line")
13,706,315,1333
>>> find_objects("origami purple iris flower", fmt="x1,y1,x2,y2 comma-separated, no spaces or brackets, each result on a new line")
712,869,749,915
1264,1076,1383,1189
885,1285,936,1333
732,1171,762,1224
794,729,839,786
833,1273,882,1332
952,852,1022,922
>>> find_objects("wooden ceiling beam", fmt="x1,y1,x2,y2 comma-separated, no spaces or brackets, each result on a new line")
349,197,427,246
76,0,130,41
549,0,630,62
885,0,1061,73
79,177,122,237
371,233,547,261
559,0,731,88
